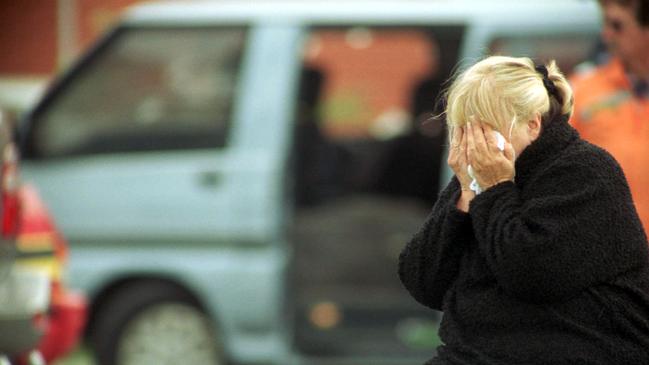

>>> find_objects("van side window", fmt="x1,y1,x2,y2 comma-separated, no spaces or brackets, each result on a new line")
293,26,463,208
489,33,598,74
28,27,247,158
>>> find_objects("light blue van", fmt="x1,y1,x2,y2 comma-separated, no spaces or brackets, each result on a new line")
19,1,600,364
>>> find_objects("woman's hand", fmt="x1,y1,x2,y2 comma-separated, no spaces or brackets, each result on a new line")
447,126,471,190
447,126,474,212
466,120,515,190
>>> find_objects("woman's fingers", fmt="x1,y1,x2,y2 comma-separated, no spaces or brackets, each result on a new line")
467,120,488,163
482,123,501,153
451,125,462,147
473,121,490,154
503,141,515,162
449,126,463,158
448,126,473,191
460,126,468,163
447,126,461,165
466,120,476,162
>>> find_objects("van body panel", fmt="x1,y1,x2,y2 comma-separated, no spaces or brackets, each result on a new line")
124,1,599,28
69,245,294,363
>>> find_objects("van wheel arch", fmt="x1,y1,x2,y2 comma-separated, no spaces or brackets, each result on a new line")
87,277,227,365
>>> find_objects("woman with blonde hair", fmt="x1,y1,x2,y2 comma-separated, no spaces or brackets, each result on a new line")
398,56,649,364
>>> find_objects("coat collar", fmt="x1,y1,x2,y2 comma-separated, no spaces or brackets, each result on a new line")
514,114,579,186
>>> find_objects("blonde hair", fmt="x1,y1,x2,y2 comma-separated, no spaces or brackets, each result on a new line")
444,56,573,134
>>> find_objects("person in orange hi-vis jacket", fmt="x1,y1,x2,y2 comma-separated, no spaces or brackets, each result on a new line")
570,0,649,232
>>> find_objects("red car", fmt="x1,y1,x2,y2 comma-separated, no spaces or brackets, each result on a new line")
0,110,86,364
16,185,87,363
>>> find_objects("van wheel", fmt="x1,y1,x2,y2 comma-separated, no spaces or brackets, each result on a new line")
91,281,226,365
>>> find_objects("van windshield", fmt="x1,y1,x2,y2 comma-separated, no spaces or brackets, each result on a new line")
28,27,247,158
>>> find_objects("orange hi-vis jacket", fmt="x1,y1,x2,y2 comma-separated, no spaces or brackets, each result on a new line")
570,58,649,233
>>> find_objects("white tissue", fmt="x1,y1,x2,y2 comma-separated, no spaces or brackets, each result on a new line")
495,131,506,151
468,131,506,195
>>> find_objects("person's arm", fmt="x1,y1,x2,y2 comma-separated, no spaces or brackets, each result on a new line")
469,155,649,303
398,178,473,311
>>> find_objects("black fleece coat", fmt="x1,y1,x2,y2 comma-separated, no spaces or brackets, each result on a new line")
399,116,649,365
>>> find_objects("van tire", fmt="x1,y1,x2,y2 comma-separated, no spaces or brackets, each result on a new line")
90,281,226,365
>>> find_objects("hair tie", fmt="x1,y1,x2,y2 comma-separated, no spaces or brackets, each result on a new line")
535,64,563,105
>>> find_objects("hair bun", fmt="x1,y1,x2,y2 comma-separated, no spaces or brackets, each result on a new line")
535,64,563,105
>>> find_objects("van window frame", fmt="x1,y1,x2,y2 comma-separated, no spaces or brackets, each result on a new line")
21,24,250,160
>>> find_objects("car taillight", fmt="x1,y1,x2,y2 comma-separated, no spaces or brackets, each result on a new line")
2,143,21,238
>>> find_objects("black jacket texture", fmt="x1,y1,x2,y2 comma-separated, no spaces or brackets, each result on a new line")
399,116,649,365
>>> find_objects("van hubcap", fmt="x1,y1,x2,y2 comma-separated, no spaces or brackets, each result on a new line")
117,302,222,365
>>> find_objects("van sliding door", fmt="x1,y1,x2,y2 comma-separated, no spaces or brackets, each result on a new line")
289,24,465,360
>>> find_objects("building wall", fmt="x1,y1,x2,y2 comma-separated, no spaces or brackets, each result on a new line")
77,0,142,53
0,0,142,113
0,1,59,75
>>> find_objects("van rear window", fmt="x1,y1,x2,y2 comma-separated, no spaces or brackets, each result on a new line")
28,26,247,158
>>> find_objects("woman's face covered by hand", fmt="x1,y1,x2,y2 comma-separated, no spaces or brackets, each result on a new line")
447,116,542,193
465,121,516,190
462,116,542,191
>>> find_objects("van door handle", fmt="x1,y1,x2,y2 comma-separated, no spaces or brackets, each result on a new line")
197,171,221,188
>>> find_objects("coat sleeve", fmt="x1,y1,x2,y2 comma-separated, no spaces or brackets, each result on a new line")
469,155,649,303
398,177,473,311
